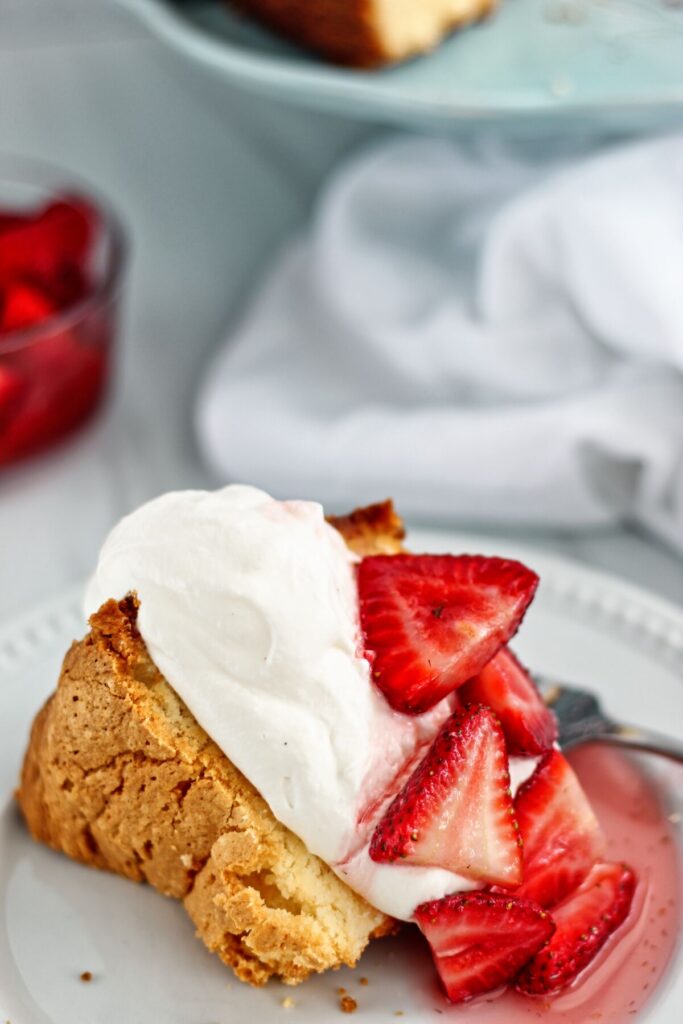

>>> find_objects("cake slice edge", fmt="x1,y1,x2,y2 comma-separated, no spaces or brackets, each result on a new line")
17,501,402,986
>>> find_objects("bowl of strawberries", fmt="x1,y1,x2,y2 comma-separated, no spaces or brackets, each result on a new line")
0,160,127,467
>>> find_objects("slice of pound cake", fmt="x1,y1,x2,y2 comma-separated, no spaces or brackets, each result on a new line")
228,0,497,66
17,502,403,986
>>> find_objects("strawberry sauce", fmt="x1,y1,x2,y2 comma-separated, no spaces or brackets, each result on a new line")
445,744,681,1020
0,194,115,466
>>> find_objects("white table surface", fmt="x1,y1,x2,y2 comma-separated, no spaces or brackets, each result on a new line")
1,0,682,624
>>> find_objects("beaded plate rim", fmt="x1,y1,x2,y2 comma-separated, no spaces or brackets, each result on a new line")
1,534,681,677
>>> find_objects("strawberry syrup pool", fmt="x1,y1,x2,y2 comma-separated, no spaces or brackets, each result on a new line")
408,744,681,1021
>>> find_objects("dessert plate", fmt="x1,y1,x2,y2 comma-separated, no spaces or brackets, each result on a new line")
117,0,683,131
1,529,681,1023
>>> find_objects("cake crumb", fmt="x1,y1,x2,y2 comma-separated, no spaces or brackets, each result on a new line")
79,971,92,983
358,977,369,986
337,987,347,995
281,996,295,1009
340,995,357,1014
394,1013,404,1018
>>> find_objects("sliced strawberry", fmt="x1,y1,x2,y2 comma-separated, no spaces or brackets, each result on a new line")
512,750,605,908
0,197,97,294
415,891,554,1004
0,331,108,465
42,197,96,266
1,280,55,334
516,861,636,995
370,705,523,887
460,646,557,755
0,213,28,235
358,554,539,714
48,262,90,309
0,363,27,430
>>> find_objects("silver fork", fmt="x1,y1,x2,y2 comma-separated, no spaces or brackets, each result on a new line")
536,675,683,764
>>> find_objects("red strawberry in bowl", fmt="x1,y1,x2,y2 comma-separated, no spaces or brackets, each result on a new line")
460,646,558,755
0,197,97,289
415,891,554,1004
511,749,605,908
0,363,26,430
370,704,523,887
358,553,539,714
1,280,56,335
516,861,636,995
0,186,118,466
0,213,26,231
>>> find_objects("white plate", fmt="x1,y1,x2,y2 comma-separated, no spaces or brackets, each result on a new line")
1,530,682,1023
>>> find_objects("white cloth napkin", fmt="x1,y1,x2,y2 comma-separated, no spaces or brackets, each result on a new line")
196,135,683,551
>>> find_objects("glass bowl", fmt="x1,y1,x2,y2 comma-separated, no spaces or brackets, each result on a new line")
0,160,127,466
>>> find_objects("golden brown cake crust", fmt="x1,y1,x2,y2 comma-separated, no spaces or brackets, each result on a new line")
227,0,497,67
17,505,403,986
229,0,386,67
327,499,405,556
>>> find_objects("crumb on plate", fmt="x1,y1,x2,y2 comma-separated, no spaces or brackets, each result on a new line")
340,995,357,1013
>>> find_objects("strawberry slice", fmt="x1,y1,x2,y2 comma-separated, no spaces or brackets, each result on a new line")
1,280,55,334
358,554,539,714
0,213,28,235
512,750,605,908
415,891,554,1004
460,646,558,755
370,705,523,887
0,363,26,430
48,262,89,309
42,197,96,266
516,861,636,995
0,197,97,297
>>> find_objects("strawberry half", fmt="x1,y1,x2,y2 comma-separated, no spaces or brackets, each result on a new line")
369,705,523,887
516,861,636,995
1,280,55,334
415,891,554,1004
358,554,539,714
0,363,26,429
512,750,605,908
0,198,96,285
460,646,558,755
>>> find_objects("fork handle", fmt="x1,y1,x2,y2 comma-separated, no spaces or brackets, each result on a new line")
590,726,683,764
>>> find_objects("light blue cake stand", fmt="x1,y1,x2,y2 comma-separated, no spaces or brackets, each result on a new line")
121,0,683,132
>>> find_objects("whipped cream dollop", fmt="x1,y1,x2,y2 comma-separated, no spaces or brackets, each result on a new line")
85,485,536,920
